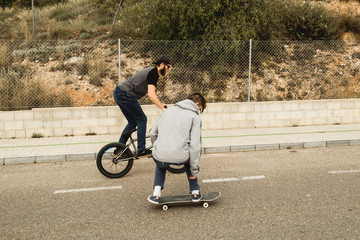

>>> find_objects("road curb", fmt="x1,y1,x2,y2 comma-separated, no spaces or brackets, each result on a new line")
2,139,360,165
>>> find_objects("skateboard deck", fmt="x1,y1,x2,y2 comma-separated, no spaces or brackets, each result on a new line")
156,192,221,210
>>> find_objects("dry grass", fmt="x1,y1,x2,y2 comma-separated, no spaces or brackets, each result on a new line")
326,0,360,15
0,0,94,40
0,45,11,69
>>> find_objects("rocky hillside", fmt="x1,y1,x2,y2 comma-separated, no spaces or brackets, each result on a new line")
4,39,358,110
1,0,360,109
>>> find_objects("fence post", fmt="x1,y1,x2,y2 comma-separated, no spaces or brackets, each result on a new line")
248,39,252,102
32,0,35,39
118,39,121,84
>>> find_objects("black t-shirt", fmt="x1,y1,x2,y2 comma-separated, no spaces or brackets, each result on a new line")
147,67,159,87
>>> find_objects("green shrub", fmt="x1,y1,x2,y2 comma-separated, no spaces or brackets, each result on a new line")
338,14,360,35
96,17,113,26
31,133,44,138
113,0,342,41
89,59,106,86
79,32,90,39
143,0,282,41
0,44,12,70
50,9,74,21
2,0,68,9
77,58,89,75
0,69,23,110
280,0,338,40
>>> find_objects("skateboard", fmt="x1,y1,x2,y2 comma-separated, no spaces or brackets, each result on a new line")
156,192,221,211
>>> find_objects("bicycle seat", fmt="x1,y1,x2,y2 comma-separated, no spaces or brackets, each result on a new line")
122,128,137,139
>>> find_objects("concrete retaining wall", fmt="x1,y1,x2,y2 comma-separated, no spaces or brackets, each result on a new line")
1,99,360,139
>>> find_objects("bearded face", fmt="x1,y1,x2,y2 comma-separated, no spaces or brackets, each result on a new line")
160,67,166,76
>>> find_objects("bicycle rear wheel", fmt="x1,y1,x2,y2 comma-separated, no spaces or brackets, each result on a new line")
167,164,186,174
96,142,134,178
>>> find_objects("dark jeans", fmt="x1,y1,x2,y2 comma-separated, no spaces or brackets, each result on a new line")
113,86,147,151
152,157,200,192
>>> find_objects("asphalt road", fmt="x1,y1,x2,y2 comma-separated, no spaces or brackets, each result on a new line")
1,146,359,239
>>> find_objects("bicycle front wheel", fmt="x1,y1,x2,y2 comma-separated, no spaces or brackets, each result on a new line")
96,142,134,178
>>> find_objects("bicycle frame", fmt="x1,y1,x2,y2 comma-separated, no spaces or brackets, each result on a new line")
115,134,153,161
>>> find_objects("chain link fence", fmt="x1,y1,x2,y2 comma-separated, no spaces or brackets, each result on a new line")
1,39,360,110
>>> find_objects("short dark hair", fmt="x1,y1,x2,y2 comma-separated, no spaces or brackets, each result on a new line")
188,93,206,113
153,55,171,65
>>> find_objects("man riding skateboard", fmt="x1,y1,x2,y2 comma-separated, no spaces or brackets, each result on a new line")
147,93,206,204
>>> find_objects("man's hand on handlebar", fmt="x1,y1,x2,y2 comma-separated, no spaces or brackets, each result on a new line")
161,104,167,111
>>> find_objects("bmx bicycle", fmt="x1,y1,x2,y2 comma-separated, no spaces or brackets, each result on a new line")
96,128,186,178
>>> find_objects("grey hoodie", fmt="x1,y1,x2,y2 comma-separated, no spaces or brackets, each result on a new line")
150,99,202,178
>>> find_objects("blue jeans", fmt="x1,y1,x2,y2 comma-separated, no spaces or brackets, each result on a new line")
113,86,147,151
152,157,200,192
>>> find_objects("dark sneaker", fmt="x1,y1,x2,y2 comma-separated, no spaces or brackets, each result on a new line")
192,193,202,202
138,149,152,158
147,195,160,204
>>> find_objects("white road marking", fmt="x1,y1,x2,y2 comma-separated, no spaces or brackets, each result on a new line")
241,175,266,180
54,186,123,194
328,169,360,174
202,175,265,183
202,178,239,183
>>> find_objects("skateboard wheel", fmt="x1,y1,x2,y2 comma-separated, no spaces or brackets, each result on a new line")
203,202,209,208
162,205,168,211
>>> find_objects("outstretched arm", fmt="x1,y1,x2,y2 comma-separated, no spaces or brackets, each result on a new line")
148,85,167,111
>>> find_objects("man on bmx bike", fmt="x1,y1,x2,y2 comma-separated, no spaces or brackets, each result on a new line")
113,55,171,158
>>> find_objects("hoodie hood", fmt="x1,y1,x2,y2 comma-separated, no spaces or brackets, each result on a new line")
174,99,199,114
